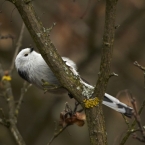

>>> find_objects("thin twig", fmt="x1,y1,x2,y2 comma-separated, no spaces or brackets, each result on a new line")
9,22,25,73
130,129,141,134
47,124,69,145
120,99,145,145
15,81,31,118
0,22,26,145
3,83,26,145
133,133,145,142
134,61,145,71
47,102,85,145
0,108,7,124
109,72,118,78
74,101,79,112
122,114,130,128
130,95,145,141
134,61,145,88
80,0,92,19
0,118,9,127
0,108,9,127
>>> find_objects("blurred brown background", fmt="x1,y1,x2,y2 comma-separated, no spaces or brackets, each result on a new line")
0,0,145,145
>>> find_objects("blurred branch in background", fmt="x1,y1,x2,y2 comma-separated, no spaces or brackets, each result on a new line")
120,62,145,145
0,34,14,39
80,0,92,19
0,22,28,145
120,98,145,145
79,5,145,73
134,61,145,88
15,82,31,118
78,2,99,69
116,7,145,39
9,22,25,74
130,95,145,142
0,70,26,145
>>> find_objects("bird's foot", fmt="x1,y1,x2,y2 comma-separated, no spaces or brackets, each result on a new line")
41,79,61,93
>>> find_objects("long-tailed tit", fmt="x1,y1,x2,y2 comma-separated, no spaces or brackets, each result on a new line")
15,48,133,118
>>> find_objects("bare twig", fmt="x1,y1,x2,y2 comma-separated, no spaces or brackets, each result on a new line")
73,101,80,112
0,34,14,39
80,0,92,19
0,108,9,127
2,79,26,145
47,102,85,145
0,22,26,145
122,114,130,128
15,81,31,118
0,119,10,128
109,72,118,78
133,133,145,142
130,95,145,142
134,61,145,88
9,22,25,73
47,124,69,145
134,61,145,71
130,129,141,134
116,8,145,39
0,108,7,122
120,99,145,145
138,99,145,115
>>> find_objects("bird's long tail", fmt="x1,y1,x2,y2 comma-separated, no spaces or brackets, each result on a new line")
103,93,133,118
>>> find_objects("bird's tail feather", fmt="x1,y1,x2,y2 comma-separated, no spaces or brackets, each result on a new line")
103,93,133,118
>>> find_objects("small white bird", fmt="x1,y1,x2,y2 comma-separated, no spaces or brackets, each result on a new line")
15,48,133,118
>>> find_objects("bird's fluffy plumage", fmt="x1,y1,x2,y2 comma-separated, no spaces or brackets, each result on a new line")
15,48,133,118
15,48,76,90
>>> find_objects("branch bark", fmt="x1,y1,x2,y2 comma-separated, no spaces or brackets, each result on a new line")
85,0,118,144
93,0,117,100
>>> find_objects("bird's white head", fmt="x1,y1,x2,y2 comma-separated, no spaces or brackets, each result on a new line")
15,48,39,70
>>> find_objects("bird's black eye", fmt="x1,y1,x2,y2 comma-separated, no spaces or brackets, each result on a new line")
24,54,28,57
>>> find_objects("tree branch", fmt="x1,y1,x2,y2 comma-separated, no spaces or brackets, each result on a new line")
7,0,91,104
85,0,118,145
5,86,26,145
0,21,28,145
93,0,118,99
0,71,26,145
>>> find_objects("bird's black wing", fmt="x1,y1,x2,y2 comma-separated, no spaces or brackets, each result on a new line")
18,69,30,82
